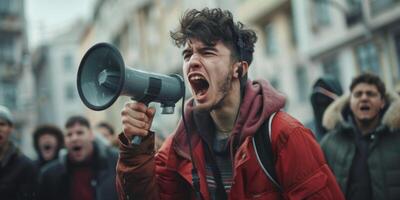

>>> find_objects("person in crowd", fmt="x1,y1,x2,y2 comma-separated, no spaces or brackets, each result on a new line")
116,8,344,200
95,122,118,147
38,115,118,200
33,124,64,169
309,75,343,140
0,105,38,199
321,73,400,200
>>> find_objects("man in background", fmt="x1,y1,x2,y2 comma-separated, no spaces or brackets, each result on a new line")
39,115,118,200
309,75,343,140
0,105,37,200
95,122,117,147
321,73,400,200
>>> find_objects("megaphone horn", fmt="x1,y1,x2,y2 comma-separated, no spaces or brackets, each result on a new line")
77,43,184,144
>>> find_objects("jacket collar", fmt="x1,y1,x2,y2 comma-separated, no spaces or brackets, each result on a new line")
323,92,400,132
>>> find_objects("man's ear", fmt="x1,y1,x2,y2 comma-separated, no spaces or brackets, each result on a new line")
233,61,249,78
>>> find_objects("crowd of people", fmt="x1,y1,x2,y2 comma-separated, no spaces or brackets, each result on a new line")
0,7,399,200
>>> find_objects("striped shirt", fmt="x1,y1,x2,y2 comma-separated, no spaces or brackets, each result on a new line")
205,134,233,200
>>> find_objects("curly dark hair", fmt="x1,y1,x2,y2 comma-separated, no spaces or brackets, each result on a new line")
170,8,257,65
33,124,64,153
350,73,386,97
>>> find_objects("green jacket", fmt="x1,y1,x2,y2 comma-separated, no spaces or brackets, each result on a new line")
320,93,400,200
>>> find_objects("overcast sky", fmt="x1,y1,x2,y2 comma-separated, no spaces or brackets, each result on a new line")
25,0,96,49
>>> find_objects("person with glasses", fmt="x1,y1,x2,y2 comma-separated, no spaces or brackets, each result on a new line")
321,73,400,200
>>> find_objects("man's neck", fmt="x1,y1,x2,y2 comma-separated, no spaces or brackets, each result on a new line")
210,81,241,137
355,116,381,135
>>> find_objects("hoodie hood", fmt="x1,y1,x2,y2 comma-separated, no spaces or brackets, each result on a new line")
172,80,286,156
310,76,343,137
323,92,400,131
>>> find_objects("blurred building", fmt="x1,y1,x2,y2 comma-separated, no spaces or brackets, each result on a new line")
0,0,36,157
295,0,400,92
31,20,86,129
238,0,400,125
236,0,314,122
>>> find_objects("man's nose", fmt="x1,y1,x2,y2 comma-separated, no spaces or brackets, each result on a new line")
360,93,370,100
70,133,79,141
188,54,201,69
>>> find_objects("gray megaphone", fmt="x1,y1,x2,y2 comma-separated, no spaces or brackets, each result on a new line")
77,43,184,144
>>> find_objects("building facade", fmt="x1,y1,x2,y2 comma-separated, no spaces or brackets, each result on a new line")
0,0,36,157
32,20,86,130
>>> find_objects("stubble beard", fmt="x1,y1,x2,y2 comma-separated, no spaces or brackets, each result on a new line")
193,73,233,113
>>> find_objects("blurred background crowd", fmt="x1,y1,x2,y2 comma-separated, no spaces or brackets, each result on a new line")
0,0,400,159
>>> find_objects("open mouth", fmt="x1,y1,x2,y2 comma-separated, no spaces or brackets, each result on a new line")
360,105,370,111
43,144,53,151
188,74,209,96
72,146,83,152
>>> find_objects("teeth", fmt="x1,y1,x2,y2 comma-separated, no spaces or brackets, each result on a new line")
190,75,205,81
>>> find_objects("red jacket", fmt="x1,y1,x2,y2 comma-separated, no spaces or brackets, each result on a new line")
116,80,344,200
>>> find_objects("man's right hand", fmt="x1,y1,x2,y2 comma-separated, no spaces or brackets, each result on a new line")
121,101,156,141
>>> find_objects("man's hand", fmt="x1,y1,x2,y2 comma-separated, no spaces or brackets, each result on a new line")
121,102,156,141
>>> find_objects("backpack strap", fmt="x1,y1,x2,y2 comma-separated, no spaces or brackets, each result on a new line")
252,112,282,192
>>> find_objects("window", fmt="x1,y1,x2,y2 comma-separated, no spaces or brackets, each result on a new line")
65,84,75,100
265,24,278,56
0,35,14,62
296,66,309,102
0,82,17,109
322,56,341,80
355,42,381,75
63,54,73,72
346,0,363,26
0,0,18,15
314,0,331,26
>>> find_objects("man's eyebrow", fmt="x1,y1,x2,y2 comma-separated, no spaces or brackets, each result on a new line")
199,46,217,52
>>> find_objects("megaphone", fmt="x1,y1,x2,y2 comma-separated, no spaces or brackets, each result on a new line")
77,43,184,144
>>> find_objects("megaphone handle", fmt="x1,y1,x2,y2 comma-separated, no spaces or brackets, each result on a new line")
131,136,142,145
131,99,151,145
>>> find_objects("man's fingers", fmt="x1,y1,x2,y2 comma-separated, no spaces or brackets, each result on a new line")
122,122,148,138
126,102,148,112
121,102,156,140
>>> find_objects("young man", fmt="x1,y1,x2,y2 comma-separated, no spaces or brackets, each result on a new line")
0,105,38,200
117,8,344,200
321,73,400,200
38,116,118,200
33,124,64,169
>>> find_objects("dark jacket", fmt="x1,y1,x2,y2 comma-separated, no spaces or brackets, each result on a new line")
321,93,400,200
38,140,118,200
117,80,344,200
0,142,38,200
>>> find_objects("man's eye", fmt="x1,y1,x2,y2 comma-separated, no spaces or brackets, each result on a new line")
183,53,191,60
